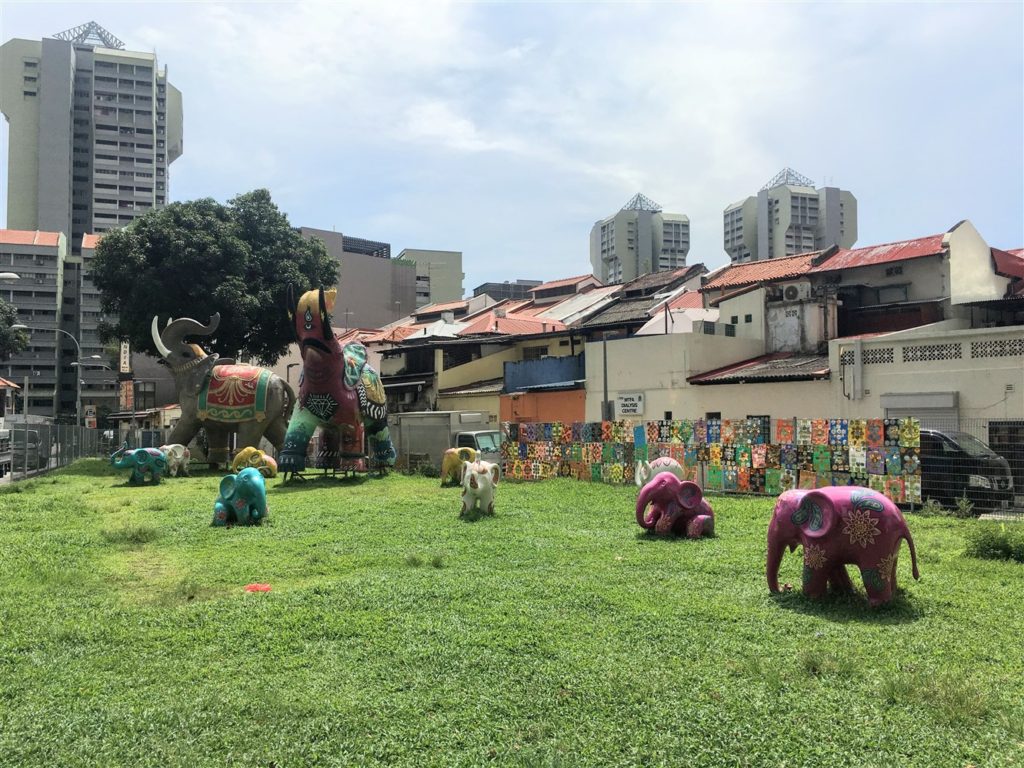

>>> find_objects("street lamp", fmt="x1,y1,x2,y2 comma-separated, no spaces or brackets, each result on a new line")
12,324,83,426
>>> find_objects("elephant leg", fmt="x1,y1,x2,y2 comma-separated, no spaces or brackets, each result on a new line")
205,424,232,467
828,564,855,594
654,513,676,536
168,416,199,450
280,406,321,473
235,423,266,456
130,467,144,485
686,514,714,538
801,564,830,599
263,415,288,451
860,566,894,607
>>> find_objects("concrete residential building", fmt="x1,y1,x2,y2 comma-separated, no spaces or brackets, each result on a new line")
397,249,464,307
1,22,183,418
0,230,67,417
723,168,856,262
590,194,690,284
298,228,415,328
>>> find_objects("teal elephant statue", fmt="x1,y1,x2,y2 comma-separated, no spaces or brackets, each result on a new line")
212,467,268,526
110,441,168,485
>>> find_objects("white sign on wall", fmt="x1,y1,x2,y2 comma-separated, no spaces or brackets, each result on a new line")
616,392,645,417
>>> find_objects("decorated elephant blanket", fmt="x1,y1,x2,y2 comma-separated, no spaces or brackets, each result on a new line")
198,365,272,422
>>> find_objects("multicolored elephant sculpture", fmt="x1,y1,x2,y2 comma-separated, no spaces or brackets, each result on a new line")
441,447,478,487
767,487,920,606
158,444,191,477
278,287,396,473
636,474,714,537
231,446,279,478
211,467,268,526
151,314,295,467
110,442,168,485
634,456,685,487
461,460,500,516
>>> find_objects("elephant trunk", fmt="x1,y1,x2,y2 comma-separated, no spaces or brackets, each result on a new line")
767,538,785,593
110,441,127,465
158,314,220,358
635,482,659,529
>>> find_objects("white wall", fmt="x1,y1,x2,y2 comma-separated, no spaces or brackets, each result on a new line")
947,220,1010,304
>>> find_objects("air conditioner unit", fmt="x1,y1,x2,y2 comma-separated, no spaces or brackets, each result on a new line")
781,282,812,302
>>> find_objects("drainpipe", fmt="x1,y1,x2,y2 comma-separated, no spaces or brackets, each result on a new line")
853,337,863,400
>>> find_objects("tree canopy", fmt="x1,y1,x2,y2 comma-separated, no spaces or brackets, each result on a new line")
0,297,28,362
91,189,337,364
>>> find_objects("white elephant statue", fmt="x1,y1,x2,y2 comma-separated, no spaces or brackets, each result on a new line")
460,460,500,516
158,444,191,477
635,456,685,487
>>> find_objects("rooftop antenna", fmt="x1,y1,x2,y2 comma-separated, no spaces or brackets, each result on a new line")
52,21,125,49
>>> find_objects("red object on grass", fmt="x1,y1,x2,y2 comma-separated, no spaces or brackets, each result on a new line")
244,583,272,592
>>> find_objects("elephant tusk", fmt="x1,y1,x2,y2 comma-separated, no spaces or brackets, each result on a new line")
151,316,173,358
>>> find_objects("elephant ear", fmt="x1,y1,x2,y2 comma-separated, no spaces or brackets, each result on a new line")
219,474,238,500
790,490,836,539
677,480,702,510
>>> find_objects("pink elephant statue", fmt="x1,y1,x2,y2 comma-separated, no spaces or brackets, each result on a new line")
767,486,920,606
636,474,714,538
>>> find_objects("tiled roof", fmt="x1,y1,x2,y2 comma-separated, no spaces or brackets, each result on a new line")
578,296,662,328
81,234,101,250
809,234,945,273
688,353,831,385
531,274,599,292
437,377,505,396
458,312,566,336
414,298,469,316
991,248,1024,280
0,229,61,247
622,266,697,296
701,252,820,292
668,290,705,310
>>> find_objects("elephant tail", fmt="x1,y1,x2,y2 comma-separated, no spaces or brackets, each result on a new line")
282,379,297,419
903,530,921,581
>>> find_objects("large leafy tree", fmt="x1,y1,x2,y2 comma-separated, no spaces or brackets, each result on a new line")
0,297,29,361
91,189,336,364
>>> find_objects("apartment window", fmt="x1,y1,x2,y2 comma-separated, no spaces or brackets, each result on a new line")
23,90,37,97
73,160,89,168
522,346,548,361
744,314,753,323
730,315,738,324
23,60,38,68
24,75,37,83
725,324,736,337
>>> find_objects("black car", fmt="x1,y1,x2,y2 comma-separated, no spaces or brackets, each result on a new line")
919,428,1014,512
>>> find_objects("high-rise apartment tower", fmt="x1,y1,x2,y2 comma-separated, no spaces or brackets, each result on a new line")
723,168,856,263
1,22,183,416
590,194,689,284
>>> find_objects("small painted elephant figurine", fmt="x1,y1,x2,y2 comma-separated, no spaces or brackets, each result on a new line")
110,442,168,485
460,460,500,516
441,447,478,487
634,456,685,487
767,487,920,606
158,444,191,477
636,473,714,537
211,467,268,526
231,446,279,478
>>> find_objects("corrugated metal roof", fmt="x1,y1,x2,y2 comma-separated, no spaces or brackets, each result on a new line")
437,377,505,396
991,247,1024,280
458,312,566,336
0,229,61,247
414,298,469,316
622,266,696,295
578,295,662,327
701,252,819,292
688,353,831,385
809,234,945,273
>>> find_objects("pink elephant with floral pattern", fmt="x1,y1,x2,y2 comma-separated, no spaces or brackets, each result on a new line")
767,487,920,606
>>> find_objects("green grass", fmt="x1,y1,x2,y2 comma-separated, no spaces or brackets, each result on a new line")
0,459,1021,767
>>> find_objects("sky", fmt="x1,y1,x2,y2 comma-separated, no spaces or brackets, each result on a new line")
2,1,1022,295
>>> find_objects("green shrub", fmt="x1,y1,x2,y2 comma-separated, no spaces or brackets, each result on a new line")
966,523,1024,563
953,495,976,519
915,498,949,517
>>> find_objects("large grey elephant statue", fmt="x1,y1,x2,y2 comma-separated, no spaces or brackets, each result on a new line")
151,313,295,467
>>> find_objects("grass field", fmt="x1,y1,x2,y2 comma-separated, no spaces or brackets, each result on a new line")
0,460,1022,767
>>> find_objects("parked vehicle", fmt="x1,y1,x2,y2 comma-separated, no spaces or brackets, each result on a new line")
389,411,501,469
918,428,1014,512
11,429,49,471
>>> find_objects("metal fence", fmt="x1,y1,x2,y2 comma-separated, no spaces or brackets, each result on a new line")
501,416,1023,517
0,424,103,483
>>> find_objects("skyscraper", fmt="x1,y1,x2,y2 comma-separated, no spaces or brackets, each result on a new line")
0,22,183,416
590,194,690,284
723,168,856,263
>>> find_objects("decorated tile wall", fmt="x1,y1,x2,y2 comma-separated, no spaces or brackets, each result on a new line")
501,417,923,504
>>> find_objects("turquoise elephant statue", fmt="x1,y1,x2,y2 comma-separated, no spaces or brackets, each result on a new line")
211,467,268,527
110,441,168,485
